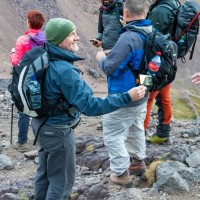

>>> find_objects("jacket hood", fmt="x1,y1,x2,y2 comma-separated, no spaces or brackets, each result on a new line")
120,20,153,34
46,42,84,62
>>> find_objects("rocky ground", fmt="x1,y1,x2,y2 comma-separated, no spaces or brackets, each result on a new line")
1,0,200,199
1,79,200,200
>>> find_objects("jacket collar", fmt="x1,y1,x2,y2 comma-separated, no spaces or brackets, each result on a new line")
120,19,152,34
24,29,40,35
46,42,84,62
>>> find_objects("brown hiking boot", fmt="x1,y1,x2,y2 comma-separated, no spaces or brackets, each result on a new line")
129,159,146,176
110,170,132,187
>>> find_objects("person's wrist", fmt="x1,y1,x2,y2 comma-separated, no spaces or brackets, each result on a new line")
124,92,132,102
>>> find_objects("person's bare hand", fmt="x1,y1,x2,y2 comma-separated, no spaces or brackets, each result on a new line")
94,40,102,48
128,85,147,101
104,49,111,55
90,39,102,48
96,51,106,61
120,19,126,27
191,72,200,85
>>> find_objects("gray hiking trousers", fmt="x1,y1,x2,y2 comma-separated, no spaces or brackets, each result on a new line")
33,124,76,200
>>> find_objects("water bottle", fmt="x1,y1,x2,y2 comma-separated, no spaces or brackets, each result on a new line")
28,75,42,109
148,51,162,75
178,35,185,45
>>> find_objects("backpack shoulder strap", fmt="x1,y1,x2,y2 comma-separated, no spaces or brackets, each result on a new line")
126,28,148,85
126,28,158,84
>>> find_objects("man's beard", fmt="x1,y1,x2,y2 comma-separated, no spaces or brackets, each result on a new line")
72,44,79,53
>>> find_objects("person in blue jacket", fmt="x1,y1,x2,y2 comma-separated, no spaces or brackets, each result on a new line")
32,18,146,200
96,0,152,186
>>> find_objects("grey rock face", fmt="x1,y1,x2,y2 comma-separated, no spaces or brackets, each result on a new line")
0,154,13,170
0,186,19,198
156,161,194,183
146,144,192,164
81,183,109,200
186,151,200,168
76,136,109,171
180,128,200,137
191,167,200,184
153,161,200,194
108,188,143,200
154,172,190,194
0,193,19,200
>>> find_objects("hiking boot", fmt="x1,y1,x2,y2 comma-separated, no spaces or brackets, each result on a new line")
110,170,132,187
146,134,173,145
12,141,30,152
129,159,146,176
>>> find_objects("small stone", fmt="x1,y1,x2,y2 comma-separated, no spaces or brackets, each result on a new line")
34,156,39,164
89,68,99,78
182,134,189,138
148,187,159,197
24,150,38,159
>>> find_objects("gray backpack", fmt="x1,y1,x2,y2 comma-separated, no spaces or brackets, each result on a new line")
174,0,200,61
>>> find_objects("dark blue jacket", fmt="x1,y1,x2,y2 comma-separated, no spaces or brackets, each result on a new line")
40,43,131,128
98,20,152,106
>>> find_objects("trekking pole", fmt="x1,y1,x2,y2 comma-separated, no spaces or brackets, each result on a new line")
10,102,14,144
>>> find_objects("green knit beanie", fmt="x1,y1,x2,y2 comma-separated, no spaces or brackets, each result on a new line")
45,18,76,45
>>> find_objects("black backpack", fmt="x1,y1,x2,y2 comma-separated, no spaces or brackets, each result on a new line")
128,28,178,92
9,46,49,117
147,0,200,61
9,46,67,118
9,46,73,145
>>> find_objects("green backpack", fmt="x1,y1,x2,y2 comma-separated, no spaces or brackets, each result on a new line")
147,0,200,62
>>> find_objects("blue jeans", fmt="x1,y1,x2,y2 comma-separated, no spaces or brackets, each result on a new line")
18,112,30,144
